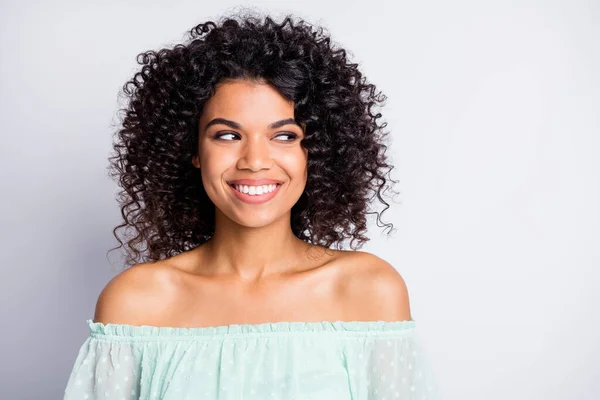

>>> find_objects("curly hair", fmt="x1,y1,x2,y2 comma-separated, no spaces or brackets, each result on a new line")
107,11,400,268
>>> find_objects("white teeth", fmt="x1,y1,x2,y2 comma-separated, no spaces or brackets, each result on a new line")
233,184,278,195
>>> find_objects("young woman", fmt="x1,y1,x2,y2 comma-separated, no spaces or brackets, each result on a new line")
63,12,440,399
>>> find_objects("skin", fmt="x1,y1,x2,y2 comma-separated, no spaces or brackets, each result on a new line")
191,78,315,283
94,79,412,328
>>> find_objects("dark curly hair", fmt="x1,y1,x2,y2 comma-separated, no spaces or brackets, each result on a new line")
107,11,400,268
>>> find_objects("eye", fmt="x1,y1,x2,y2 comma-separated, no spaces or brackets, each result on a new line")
214,132,240,141
214,132,299,141
274,132,299,141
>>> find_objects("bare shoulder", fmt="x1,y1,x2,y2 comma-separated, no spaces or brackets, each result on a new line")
93,261,181,326
339,250,412,322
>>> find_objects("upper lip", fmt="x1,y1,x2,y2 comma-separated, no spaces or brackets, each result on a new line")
228,178,284,186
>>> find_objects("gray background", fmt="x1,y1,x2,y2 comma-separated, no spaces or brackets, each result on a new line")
1,0,599,399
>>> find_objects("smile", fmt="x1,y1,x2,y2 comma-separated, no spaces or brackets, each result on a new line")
229,183,283,204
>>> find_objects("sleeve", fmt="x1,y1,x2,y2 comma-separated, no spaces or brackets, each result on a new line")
63,336,140,400
365,331,441,399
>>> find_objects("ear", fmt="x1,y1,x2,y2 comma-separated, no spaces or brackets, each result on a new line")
192,155,200,169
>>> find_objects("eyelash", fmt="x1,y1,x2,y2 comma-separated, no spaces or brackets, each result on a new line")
214,132,299,141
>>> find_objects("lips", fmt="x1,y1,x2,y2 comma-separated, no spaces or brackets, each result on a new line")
228,181,283,204
227,178,284,186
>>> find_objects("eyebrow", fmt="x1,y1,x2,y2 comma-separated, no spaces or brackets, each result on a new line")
203,118,301,132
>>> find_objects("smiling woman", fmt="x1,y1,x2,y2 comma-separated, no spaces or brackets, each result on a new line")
101,15,401,266
62,10,440,400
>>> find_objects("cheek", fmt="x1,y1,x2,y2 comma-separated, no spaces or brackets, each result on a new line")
279,149,308,175
199,146,234,171
198,152,231,191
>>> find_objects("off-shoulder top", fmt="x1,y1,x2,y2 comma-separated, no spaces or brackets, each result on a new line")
63,318,440,399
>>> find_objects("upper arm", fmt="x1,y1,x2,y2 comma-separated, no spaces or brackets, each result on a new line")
344,252,413,322
369,257,412,321
93,263,173,325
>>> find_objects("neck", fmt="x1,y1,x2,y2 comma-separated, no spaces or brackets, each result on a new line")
202,208,310,283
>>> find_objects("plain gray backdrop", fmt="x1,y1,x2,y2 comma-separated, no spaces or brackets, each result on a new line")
1,0,599,399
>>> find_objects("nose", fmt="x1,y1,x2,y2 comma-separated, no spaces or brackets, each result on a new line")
236,136,273,172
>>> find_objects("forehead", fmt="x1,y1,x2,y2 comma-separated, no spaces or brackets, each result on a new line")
200,80,294,125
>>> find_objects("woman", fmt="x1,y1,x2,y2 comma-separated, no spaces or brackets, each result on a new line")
63,12,440,399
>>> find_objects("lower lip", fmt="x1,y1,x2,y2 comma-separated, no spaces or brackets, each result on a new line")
229,183,283,204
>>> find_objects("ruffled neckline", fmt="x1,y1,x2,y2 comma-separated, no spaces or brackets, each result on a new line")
87,318,417,339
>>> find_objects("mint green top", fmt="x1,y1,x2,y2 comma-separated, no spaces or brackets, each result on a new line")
63,318,440,399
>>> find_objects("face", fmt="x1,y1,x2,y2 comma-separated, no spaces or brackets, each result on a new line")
192,79,308,228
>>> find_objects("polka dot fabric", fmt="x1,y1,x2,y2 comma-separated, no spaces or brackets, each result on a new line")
63,319,440,399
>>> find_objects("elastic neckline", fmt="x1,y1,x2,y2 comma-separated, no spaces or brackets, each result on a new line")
87,318,416,340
